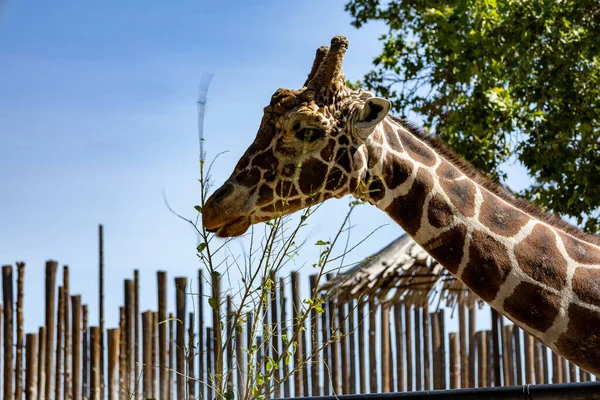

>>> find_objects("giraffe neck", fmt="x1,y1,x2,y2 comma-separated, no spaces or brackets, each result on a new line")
358,116,600,374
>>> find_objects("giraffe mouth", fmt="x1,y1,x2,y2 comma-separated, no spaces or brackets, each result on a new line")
206,216,251,238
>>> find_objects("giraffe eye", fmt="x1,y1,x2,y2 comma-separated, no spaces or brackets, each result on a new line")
295,127,323,143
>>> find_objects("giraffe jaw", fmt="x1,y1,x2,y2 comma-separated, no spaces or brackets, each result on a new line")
207,216,251,238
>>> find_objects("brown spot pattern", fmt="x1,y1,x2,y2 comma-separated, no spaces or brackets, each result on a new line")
320,139,337,162
503,281,561,333
385,169,433,236
437,160,462,180
479,190,529,237
336,148,352,173
559,232,600,265
235,168,261,187
298,158,328,195
427,194,454,229
514,224,567,291
382,153,413,190
461,231,511,302
368,178,385,203
256,185,274,206
282,163,296,178
254,150,279,171
440,178,477,218
384,126,403,151
275,180,298,198
423,225,467,274
572,267,600,308
555,304,600,375
325,167,347,191
399,131,436,166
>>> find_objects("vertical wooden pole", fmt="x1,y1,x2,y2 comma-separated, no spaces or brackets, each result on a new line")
246,313,253,396
436,311,447,389
279,277,290,398
107,328,119,400
524,333,535,383
226,297,233,394
157,271,168,400
82,305,89,400
71,296,81,400
542,344,549,384
405,303,413,392
423,302,431,391
499,317,509,387
153,311,158,398
16,263,25,400
431,308,441,389
381,305,390,392
270,274,280,398
89,327,100,400
55,286,64,400
175,277,187,400
513,326,523,385
292,272,303,396
458,295,468,388
491,309,501,386
468,304,476,388
45,261,58,399
347,301,356,394
502,324,514,386
449,333,459,389
26,333,37,400
235,309,244,400
118,308,126,395
2,265,13,400
321,288,330,396
560,357,568,383
414,307,421,391
339,301,350,394
357,300,366,395
569,360,578,382
477,331,487,387
212,272,222,391
394,303,404,392
487,329,494,387
134,270,140,400
188,313,195,400
308,274,319,397
329,284,339,394
552,350,563,383
198,269,205,400
168,313,174,400
143,312,154,399
124,279,134,394
534,340,543,384
37,327,46,400
368,299,377,393
63,267,71,400
98,225,105,400
206,328,213,400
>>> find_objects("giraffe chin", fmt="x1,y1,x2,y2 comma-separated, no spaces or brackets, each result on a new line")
213,216,251,238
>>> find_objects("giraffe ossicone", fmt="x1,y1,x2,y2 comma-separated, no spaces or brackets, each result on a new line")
202,35,600,375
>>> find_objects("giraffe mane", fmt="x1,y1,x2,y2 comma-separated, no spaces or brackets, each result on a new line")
389,115,600,247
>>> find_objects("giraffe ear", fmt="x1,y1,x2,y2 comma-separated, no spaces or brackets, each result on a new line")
355,97,391,134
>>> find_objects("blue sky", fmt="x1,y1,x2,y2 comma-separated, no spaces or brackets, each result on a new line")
0,1,528,333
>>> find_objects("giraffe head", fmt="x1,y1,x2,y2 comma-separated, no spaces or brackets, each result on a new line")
203,36,391,237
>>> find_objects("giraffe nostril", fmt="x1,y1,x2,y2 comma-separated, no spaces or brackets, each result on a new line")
213,183,233,203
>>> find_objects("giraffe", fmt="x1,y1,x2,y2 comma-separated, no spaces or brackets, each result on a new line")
202,35,600,375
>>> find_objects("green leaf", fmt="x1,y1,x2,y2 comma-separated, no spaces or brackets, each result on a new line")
194,205,202,213
315,240,331,246
196,243,207,253
208,298,218,309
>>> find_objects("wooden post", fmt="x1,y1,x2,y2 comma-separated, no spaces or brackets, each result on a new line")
175,277,187,400
16,263,25,400
487,329,494,386
37,327,46,400
414,307,422,391
206,328,213,400
502,324,515,386
491,309,501,386
309,274,320,397
134,270,140,400
226,297,233,394
321,287,330,396
499,317,509,387
524,333,535,384
560,357,568,383
468,304,476,388
279,277,290,398
534,340,543,384
107,328,119,400
235,309,244,400
449,333,459,389
477,331,487,387
542,343,549,384
357,300,366,395
198,269,205,400
394,303,404,392
168,313,174,400
431,308,441,389
157,271,168,400
55,286,64,400
328,280,339,394
423,302,431,390
552,350,563,383
45,260,58,399
118,307,126,394
124,279,134,394
26,333,37,400
71,296,81,400
188,313,195,400
569,360,577,382
82,305,89,399
436,310,447,389
381,305,391,392
293,272,304,396
2,265,13,400
270,274,280,398
143,312,154,399
89,327,100,400
458,295,468,388
513,326,523,385
339,301,350,394
405,303,413,392
153,311,158,398
63,268,72,400
211,271,222,390
347,301,357,394
368,298,377,393
98,225,105,400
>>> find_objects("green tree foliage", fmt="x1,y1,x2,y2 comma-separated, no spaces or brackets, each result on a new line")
346,0,600,233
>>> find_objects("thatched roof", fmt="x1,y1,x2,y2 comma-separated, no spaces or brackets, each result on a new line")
321,234,479,309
